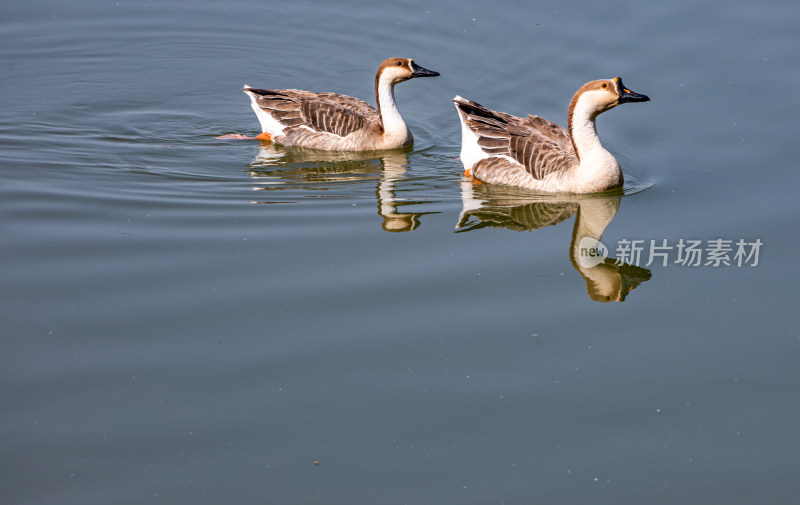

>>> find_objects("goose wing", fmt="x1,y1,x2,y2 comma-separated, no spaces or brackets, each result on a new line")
246,89,379,137
455,97,578,180
517,115,574,153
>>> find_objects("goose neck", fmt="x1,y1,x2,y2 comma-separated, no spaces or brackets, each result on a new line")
374,73,408,137
568,101,604,160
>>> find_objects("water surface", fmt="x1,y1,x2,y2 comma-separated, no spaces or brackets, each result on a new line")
2,1,799,504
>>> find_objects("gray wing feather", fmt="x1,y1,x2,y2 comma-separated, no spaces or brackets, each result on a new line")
247,88,379,137
455,98,578,180
516,115,574,152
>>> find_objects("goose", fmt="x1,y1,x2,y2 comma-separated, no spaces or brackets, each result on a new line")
242,58,439,151
453,77,649,193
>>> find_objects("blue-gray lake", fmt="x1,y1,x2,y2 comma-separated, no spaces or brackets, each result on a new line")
2,0,799,503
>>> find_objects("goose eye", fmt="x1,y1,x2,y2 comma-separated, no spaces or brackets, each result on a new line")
396,61,403,66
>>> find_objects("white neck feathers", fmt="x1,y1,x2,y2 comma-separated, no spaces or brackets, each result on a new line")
569,94,606,158
375,72,410,140
568,91,621,189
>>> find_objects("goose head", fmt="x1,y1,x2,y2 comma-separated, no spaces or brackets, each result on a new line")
570,77,650,119
377,58,440,85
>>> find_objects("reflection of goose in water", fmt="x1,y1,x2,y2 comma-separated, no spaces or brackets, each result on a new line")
248,143,432,232
457,183,651,302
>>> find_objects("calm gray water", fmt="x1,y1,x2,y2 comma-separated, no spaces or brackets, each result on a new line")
2,0,799,503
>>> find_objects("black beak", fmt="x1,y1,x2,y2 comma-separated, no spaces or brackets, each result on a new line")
410,61,440,78
615,77,649,103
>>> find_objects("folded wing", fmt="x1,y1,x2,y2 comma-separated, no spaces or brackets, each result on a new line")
246,89,380,138
455,97,578,181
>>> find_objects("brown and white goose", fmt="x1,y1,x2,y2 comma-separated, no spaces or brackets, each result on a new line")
453,77,649,193
243,58,439,151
